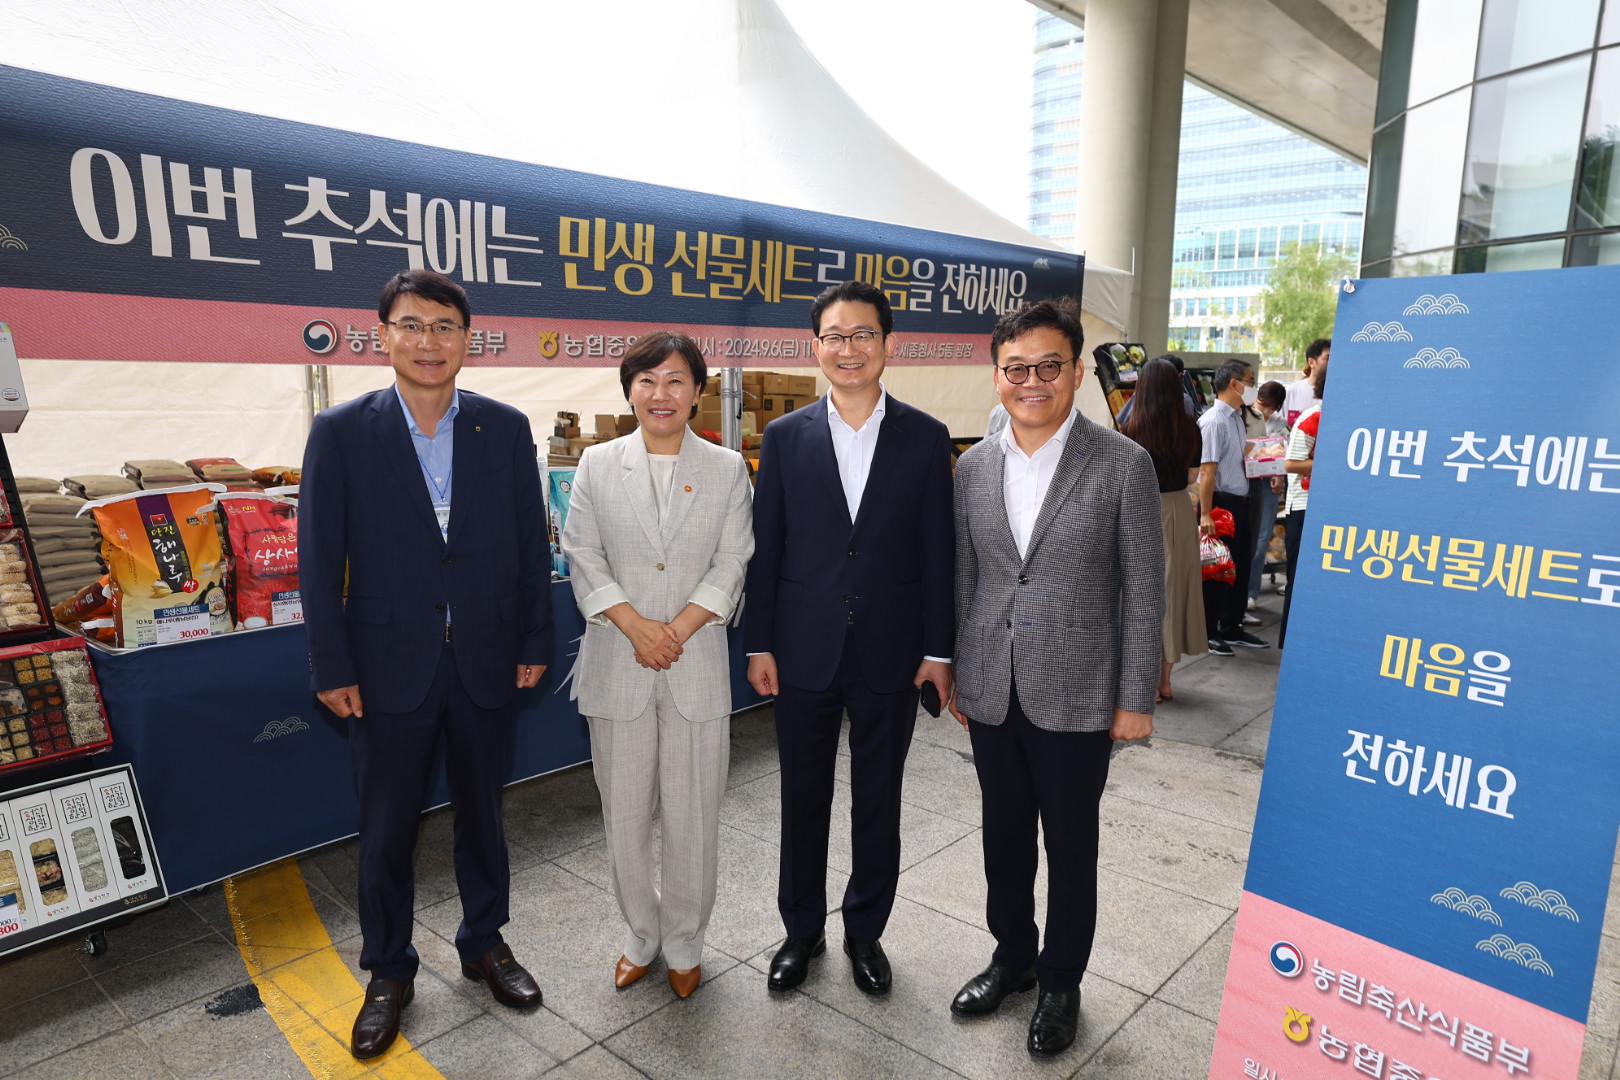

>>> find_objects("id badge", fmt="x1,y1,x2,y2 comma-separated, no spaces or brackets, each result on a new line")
435,503,451,541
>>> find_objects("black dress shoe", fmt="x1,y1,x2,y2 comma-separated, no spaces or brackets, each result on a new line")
1027,989,1081,1057
950,962,1037,1016
843,935,891,996
350,977,412,1059
461,943,542,1008
767,933,826,991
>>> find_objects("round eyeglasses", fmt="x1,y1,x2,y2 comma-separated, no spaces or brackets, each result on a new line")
996,358,1072,384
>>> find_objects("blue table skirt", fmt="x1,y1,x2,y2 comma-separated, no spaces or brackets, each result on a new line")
88,581,762,894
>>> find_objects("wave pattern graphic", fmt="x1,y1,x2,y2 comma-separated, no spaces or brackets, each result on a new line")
254,716,312,742
1351,321,1414,342
1403,293,1470,315
1475,934,1554,976
1402,347,1470,369
1430,887,1502,925
0,224,26,251
1500,881,1580,922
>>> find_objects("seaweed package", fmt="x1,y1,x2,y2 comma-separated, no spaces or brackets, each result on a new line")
213,491,300,630
80,483,230,648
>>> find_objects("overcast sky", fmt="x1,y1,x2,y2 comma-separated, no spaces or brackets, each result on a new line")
773,0,1038,224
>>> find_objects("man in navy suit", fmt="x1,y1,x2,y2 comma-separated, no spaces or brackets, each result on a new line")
301,269,553,1059
745,280,955,996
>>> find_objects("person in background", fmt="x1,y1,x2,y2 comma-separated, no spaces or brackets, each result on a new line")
745,280,955,998
949,298,1162,1057
1114,353,1195,427
1280,363,1327,649
301,269,553,1060
560,332,754,999
1196,359,1267,656
1123,356,1206,701
1246,380,1288,613
1283,338,1330,428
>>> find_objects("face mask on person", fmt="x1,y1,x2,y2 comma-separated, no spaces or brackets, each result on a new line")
1241,384,1259,407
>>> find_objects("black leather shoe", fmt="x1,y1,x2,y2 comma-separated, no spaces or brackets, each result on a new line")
350,977,412,1059
950,962,1037,1016
1027,989,1081,1057
766,933,826,991
843,935,891,996
461,943,542,1008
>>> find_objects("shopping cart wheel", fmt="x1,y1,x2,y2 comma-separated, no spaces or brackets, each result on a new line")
78,930,109,957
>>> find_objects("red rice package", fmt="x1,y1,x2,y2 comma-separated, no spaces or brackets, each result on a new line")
214,491,300,629
81,483,231,648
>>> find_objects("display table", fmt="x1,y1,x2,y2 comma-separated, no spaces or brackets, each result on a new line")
88,581,763,893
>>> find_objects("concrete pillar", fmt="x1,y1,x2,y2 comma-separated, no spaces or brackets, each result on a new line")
1074,0,1189,357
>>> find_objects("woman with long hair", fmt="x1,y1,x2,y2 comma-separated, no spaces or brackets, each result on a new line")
1123,356,1206,700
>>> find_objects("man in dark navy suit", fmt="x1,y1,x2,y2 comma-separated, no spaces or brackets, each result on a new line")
745,280,955,996
301,269,553,1059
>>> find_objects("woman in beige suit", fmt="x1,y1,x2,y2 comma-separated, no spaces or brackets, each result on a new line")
560,332,753,998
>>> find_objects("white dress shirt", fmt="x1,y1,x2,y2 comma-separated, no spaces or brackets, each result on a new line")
827,389,887,521
1000,407,1079,560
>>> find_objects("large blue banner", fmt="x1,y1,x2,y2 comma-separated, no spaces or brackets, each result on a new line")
0,65,1081,367
1212,267,1620,1080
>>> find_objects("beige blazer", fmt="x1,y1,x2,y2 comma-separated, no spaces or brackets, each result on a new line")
561,429,754,722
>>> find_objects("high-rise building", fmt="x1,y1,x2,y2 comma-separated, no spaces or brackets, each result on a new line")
1028,12,1369,359
1362,0,1619,277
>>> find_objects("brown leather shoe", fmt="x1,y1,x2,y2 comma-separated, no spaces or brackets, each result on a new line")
668,965,701,998
615,955,650,989
461,943,542,1008
350,977,412,1059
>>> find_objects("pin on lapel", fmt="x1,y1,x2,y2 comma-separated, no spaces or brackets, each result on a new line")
475,425,482,432
684,485,693,493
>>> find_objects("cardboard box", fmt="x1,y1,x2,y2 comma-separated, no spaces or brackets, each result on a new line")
546,435,572,452
594,414,619,438
757,396,800,422
553,424,580,439
788,374,817,397
615,414,638,436
569,437,601,456
761,373,793,396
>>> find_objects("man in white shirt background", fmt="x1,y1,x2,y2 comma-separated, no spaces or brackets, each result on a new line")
1283,338,1330,428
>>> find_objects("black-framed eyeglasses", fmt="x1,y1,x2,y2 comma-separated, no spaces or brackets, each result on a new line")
816,329,883,350
385,318,466,338
997,358,1072,384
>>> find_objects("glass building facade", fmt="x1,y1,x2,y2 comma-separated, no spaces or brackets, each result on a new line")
1363,0,1620,276
1028,13,1368,356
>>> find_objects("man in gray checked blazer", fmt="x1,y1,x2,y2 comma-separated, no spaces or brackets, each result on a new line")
947,298,1164,1058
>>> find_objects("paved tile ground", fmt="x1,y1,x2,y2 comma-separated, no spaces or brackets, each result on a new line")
2,589,1617,1079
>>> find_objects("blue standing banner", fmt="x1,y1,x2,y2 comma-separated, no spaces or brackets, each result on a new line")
1212,267,1620,1080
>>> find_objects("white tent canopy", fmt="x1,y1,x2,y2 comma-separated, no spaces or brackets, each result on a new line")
4,0,1131,478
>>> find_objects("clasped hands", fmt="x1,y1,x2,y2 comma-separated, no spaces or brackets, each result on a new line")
621,612,687,670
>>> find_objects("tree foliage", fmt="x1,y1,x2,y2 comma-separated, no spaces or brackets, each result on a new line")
1256,241,1355,367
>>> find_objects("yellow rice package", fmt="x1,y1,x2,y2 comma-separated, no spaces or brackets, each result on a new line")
79,483,231,648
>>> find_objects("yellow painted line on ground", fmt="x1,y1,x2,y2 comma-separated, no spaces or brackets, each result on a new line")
225,859,446,1080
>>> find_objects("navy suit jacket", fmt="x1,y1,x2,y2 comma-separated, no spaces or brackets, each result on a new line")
300,387,553,715
743,393,954,694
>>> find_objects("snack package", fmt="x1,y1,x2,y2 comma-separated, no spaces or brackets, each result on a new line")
81,484,230,648
1243,433,1288,477
213,491,300,629
50,575,113,625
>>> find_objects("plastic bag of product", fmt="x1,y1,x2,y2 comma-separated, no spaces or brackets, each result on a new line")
212,491,300,629
51,575,113,625
80,484,230,648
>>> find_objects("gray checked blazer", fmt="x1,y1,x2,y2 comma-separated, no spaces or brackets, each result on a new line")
560,429,754,723
953,411,1165,732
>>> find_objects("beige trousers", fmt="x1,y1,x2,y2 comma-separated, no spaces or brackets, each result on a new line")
586,674,729,970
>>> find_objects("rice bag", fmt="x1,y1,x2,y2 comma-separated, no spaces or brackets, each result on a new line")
81,483,230,647
213,491,300,629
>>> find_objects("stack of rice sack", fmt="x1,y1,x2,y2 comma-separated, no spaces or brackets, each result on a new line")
187,457,262,492
61,475,139,500
122,459,195,490
16,479,107,611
